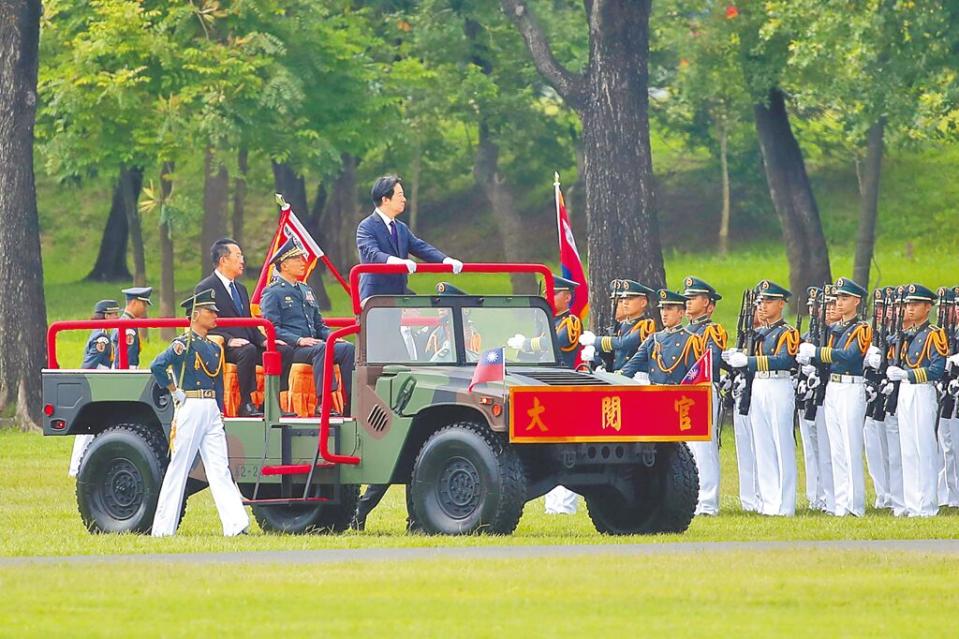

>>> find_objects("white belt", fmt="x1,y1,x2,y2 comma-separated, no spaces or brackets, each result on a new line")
829,373,863,384
901,378,933,386
754,371,791,379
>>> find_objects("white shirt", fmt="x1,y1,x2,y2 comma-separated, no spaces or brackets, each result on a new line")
374,207,396,232
214,269,240,310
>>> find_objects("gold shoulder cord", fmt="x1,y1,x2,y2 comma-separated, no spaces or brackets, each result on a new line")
195,342,225,378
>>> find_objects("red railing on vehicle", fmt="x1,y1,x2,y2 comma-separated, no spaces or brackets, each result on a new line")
46,317,282,373
347,262,556,315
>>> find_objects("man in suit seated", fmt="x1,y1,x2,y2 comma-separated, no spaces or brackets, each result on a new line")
196,238,292,416
355,175,463,303
260,237,354,416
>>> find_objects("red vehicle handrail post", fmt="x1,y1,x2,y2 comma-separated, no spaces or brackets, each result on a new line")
347,262,556,315
317,324,361,465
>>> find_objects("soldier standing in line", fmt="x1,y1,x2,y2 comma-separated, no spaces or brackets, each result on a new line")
68,299,121,478
681,276,726,516
150,289,250,537
733,298,763,513
798,278,872,517
579,279,656,372
620,289,703,384
940,287,959,507
113,286,152,368
723,280,800,517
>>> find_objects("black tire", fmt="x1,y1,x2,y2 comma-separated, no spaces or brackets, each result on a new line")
410,421,526,535
585,443,698,535
252,484,360,534
75,423,172,534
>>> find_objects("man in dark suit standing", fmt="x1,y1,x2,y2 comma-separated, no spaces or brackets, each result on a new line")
355,175,463,303
196,238,291,417
351,175,462,531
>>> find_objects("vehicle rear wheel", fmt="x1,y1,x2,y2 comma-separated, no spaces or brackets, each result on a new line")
410,422,526,535
252,484,360,534
585,443,698,535
75,423,171,534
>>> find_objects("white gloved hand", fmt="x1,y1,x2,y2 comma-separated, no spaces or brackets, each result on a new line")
172,389,186,406
507,334,527,350
443,257,464,274
579,331,597,347
634,372,650,385
796,353,811,365
801,364,817,377
948,378,959,397
721,348,740,364
719,376,733,393
865,384,878,403
864,350,882,370
798,342,816,360
594,365,607,373
580,344,596,362
806,373,820,390
387,256,417,273
881,381,895,396
727,351,748,369
948,353,959,370
732,375,746,398
886,366,908,382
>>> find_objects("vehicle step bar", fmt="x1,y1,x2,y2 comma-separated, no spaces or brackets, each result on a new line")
242,497,332,506
260,463,336,476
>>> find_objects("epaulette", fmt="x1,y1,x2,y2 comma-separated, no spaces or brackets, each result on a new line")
703,323,728,349
774,326,800,355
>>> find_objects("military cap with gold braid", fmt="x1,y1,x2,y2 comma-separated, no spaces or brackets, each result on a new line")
833,277,866,298
180,288,219,315
93,299,120,315
903,283,936,303
435,281,468,296
756,279,791,300
657,288,687,307
621,279,654,298
121,286,153,306
270,236,308,265
682,275,721,301
552,274,579,292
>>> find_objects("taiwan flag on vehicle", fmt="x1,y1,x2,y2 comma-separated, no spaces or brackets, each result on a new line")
468,347,506,392
681,349,713,385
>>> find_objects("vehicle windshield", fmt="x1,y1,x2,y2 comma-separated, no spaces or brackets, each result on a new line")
364,303,557,365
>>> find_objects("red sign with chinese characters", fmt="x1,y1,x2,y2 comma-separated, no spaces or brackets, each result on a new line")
508,384,713,443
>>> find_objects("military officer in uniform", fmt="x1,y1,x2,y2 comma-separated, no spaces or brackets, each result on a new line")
874,284,948,517
508,275,582,368
69,299,121,477
682,276,726,516
940,287,959,507
113,286,152,368
150,289,250,537
620,289,703,384
723,280,800,516
260,237,355,416
799,277,872,517
579,279,656,372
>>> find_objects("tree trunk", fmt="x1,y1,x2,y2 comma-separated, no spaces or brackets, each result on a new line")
159,162,176,341
232,147,248,248
202,146,229,275
753,88,831,299
853,118,884,289
0,0,45,430
272,161,331,309
408,135,421,232
718,120,731,256
86,168,133,281
502,0,665,331
121,165,146,287
317,154,360,278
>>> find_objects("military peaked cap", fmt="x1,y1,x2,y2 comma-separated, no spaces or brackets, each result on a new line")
657,288,687,307
121,286,153,305
93,299,120,315
756,280,791,300
435,281,468,296
833,277,867,298
181,288,219,315
682,275,721,302
903,283,935,303
552,274,579,292
271,236,308,265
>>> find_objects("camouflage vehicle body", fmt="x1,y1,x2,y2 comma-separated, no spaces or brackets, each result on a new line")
44,266,705,536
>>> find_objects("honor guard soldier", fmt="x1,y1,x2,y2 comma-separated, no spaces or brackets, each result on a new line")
69,299,121,477
260,237,355,415
723,280,800,516
509,275,582,369
114,286,152,368
798,278,872,516
620,289,703,384
579,279,656,372
877,284,948,517
150,289,250,537
682,276,726,516
940,286,959,507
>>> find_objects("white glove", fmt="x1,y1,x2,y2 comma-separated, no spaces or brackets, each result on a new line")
796,353,811,365
727,351,748,369
801,364,817,377
864,350,882,370
806,373,820,390
580,345,596,362
948,353,959,370
798,342,816,360
579,331,597,347
721,348,739,364
881,381,895,396
719,376,733,393
865,384,878,403
387,256,417,273
732,375,746,398
171,389,186,406
886,366,908,382
443,257,464,274
634,372,650,385
594,364,607,373
948,378,959,397
507,334,527,350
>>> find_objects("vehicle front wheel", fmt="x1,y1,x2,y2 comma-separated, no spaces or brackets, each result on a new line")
410,422,526,535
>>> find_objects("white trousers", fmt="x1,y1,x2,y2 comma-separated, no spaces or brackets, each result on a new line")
689,386,721,515
800,408,834,512
152,398,249,537
897,384,939,517
68,434,94,478
734,399,760,512
750,378,796,516
864,417,890,508
883,414,906,515
544,486,578,514
937,417,959,507
823,383,866,516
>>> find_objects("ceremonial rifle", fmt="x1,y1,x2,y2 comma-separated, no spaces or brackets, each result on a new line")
864,288,886,417
599,280,620,371
937,287,958,421
736,288,758,416
881,286,908,418
795,287,816,413
802,285,829,421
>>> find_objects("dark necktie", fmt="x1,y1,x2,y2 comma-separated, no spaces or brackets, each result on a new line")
229,281,243,313
390,221,398,249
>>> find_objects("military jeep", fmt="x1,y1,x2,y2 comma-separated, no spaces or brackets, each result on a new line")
42,263,709,536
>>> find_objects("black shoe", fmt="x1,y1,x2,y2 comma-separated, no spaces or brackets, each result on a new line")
238,402,264,417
